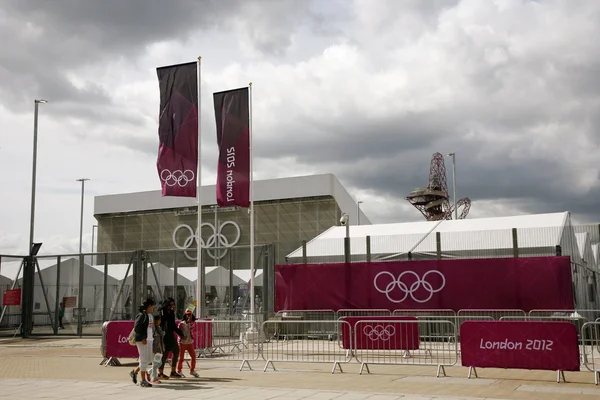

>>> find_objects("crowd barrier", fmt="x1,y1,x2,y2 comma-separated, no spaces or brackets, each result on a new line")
261,319,352,373
101,319,261,370
99,309,600,384
581,321,600,385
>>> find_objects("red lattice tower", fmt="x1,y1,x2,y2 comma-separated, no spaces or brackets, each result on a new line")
405,152,471,220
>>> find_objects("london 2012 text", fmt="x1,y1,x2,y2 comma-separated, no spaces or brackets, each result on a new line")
479,338,553,351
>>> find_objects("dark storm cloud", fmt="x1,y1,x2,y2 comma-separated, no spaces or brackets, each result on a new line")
0,0,315,113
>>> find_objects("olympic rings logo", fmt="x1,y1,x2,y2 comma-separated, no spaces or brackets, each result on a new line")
160,169,195,187
172,221,241,260
363,324,395,341
374,270,445,303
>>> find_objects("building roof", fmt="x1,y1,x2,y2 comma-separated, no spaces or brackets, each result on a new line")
93,173,370,225
287,212,570,259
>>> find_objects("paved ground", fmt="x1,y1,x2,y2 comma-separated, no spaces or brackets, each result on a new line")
0,337,599,399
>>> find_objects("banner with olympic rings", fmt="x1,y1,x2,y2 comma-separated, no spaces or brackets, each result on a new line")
156,61,199,198
274,256,574,312
340,316,419,350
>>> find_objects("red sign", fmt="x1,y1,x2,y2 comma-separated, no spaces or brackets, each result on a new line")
3,289,21,306
275,257,574,312
63,296,77,308
460,321,580,372
340,316,419,350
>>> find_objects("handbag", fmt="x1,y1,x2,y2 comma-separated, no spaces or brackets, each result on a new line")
128,328,136,346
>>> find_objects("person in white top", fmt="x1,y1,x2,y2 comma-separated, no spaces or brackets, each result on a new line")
130,298,155,388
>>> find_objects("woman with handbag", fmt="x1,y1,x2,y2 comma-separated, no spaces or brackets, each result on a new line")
129,297,155,388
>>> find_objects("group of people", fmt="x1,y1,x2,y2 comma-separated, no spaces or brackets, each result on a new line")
130,297,199,387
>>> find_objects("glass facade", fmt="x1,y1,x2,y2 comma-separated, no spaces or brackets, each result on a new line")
96,195,341,268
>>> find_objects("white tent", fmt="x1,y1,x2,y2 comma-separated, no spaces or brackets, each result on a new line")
286,212,578,262
0,274,13,308
14,257,120,325
233,269,263,286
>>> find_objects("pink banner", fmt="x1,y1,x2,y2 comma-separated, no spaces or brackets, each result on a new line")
460,321,580,372
213,87,250,208
103,321,139,359
275,257,574,312
340,316,419,350
156,62,198,198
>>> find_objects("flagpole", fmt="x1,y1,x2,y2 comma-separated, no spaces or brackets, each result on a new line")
248,82,255,324
196,56,203,317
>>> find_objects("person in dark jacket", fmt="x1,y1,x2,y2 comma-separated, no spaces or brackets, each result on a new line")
158,297,184,379
129,297,155,388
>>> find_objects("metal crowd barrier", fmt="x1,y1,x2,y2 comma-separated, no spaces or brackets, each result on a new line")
581,321,600,385
261,319,353,373
194,319,262,370
352,319,458,377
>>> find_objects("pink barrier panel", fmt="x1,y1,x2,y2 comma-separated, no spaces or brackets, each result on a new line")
275,257,574,312
193,319,213,348
340,316,419,350
104,320,138,359
460,321,580,372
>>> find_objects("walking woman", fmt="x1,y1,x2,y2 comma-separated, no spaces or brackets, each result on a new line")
130,297,155,388
158,297,184,379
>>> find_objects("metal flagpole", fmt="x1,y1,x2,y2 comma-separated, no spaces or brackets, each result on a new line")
248,82,255,323
196,56,203,317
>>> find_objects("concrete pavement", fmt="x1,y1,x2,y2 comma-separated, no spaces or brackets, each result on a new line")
0,337,599,399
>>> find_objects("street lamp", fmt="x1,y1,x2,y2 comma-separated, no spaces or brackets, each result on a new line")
445,153,457,220
357,201,363,225
76,178,90,254
29,99,48,254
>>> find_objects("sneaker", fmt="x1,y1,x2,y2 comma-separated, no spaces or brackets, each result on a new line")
129,370,137,385
158,373,169,380
190,371,199,378
151,379,161,385
140,381,152,388
170,371,183,378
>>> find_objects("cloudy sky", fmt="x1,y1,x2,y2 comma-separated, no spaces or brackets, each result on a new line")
0,0,599,256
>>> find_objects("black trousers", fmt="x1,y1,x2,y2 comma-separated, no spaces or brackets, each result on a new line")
160,341,179,371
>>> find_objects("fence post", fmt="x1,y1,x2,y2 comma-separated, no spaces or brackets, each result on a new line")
366,236,371,262
21,256,35,338
344,237,351,263
436,232,442,260
301,240,307,264
54,256,61,334
555,245,562,256
511,228,519,258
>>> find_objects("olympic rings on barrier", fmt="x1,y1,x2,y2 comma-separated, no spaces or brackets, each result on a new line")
172,221,241,260
160,169,195,187
363,324,396,341
374,270,446,303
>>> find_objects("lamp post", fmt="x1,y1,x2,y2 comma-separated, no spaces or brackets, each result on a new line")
357,201,363,225
341,213,350,263
76,178,90,254
445,153,457,220
29,99,47,253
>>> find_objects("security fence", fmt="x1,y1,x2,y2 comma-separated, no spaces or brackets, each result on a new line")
0,245,274,337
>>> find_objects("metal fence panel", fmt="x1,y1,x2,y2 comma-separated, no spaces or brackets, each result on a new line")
352,319,458,376
261,319,353,373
